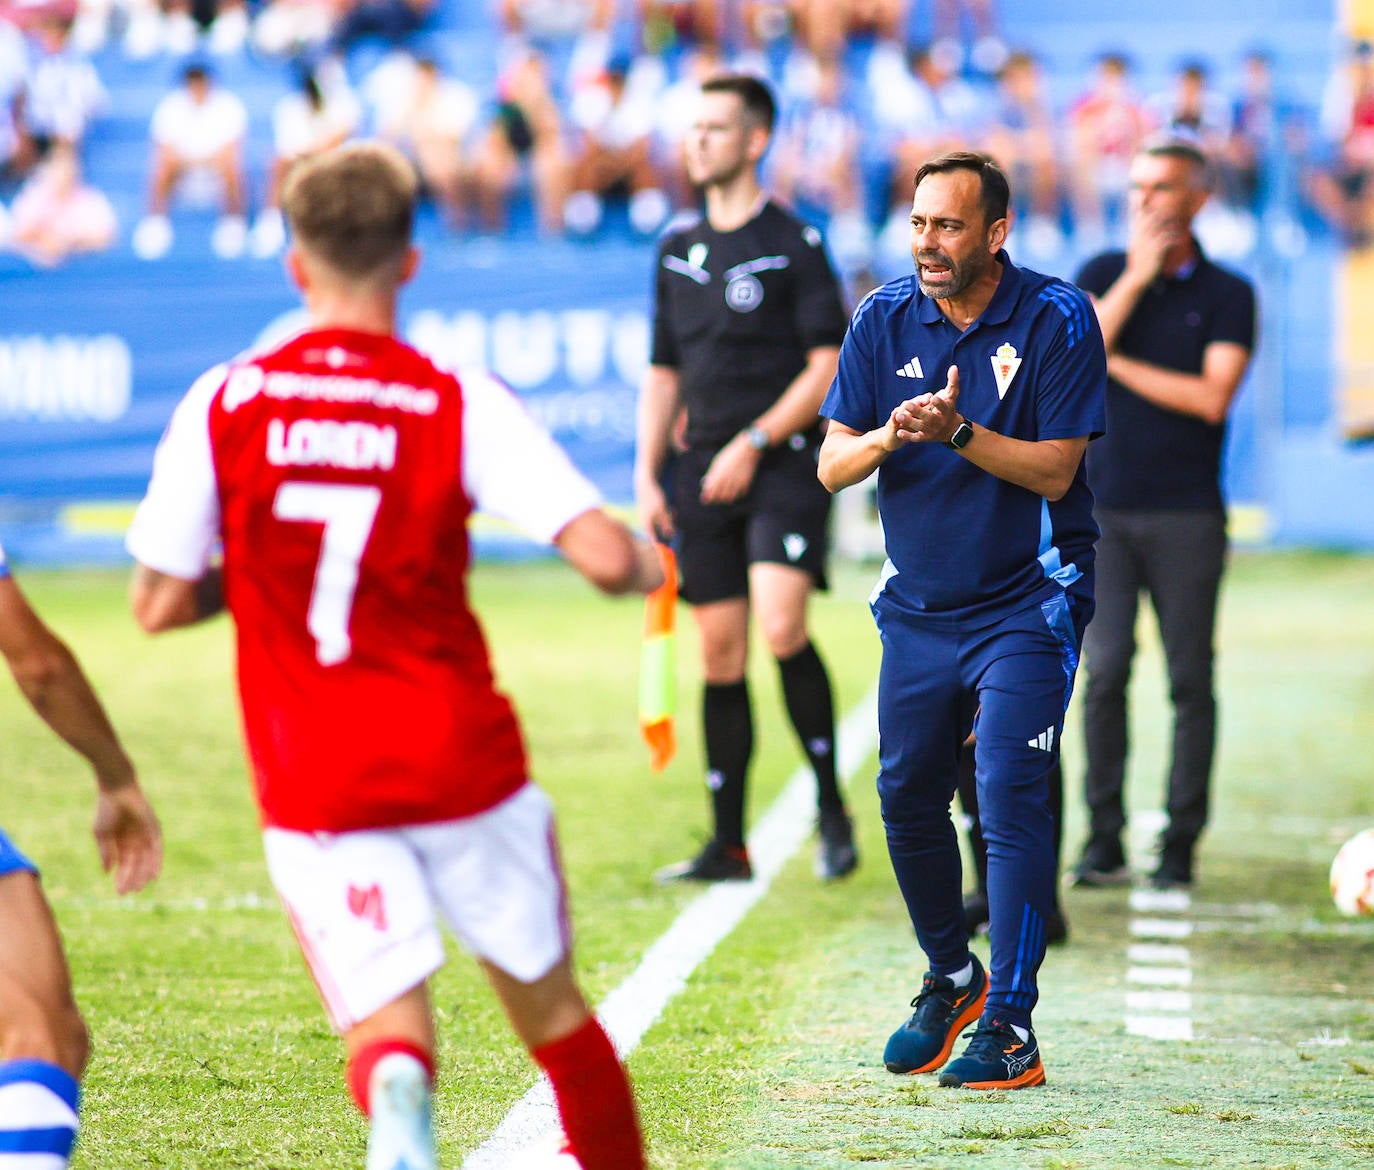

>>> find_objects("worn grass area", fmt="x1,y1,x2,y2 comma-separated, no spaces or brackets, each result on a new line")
2,551,1372,1167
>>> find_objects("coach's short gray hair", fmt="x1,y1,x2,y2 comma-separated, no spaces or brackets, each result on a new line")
1139,134,1214,191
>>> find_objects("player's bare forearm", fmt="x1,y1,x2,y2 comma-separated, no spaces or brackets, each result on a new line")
556,510,665,596
0,578,137,792
130,563,225,633
13,641,137,792
1107,344,1249,425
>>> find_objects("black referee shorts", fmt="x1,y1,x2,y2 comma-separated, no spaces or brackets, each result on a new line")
672,436,832,605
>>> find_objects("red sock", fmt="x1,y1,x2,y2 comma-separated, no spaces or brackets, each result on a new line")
346,1039,435,1116
533,1017,645,1170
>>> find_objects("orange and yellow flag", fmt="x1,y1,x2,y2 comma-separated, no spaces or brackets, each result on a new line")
638,543,678,772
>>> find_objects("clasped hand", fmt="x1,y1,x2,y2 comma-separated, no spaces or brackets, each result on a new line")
886,365,961,448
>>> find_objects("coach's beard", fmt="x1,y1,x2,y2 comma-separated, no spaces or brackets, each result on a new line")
915,249,976,300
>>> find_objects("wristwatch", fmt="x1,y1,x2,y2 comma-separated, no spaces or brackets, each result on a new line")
744,424,770,451
946,418,974,450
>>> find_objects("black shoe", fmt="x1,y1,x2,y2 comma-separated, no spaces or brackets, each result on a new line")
963,890,990,939
655,838,752,884
815,808,858,880
965,891,1065,944
1068,836,1130,887
1149,841,1194,890
1047,901,1069,946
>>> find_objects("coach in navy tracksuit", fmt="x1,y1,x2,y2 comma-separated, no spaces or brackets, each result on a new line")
819,151,1105,1089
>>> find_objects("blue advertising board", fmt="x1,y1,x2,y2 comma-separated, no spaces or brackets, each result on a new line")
4,229,1374,560
0,236,654,562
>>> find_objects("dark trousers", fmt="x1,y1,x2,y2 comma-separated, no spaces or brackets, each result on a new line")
1080,508,1228,849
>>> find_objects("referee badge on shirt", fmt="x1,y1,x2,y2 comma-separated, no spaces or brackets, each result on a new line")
726,274,764,312
991,342,1022,399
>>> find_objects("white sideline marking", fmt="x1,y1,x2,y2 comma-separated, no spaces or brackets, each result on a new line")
1129,889,1192,914
1127,1016,1194,1041
461,688,880,1169
1126,991,1192,1013
1129,918,1194,939
1127,943,1190,965
1122,831,1195,1042
1127,966,1192,987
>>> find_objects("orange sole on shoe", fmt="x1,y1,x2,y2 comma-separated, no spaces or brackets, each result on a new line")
951,1063,1047,1090
899,983,989,1075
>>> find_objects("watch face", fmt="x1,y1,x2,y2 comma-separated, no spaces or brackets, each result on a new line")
950,422,973,449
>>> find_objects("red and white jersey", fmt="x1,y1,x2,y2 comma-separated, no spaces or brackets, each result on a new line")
127,328,603,833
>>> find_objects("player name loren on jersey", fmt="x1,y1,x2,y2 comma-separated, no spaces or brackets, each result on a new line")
266,417,398,473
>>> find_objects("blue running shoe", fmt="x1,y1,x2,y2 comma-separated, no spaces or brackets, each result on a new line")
938,1017,1046,1089
883,954,988,1075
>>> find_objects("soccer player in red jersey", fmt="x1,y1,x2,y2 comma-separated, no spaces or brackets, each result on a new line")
126,142,660,1170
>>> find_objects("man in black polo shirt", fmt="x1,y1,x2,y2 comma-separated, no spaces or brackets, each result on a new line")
1069,137,1256,890
635,73,857,883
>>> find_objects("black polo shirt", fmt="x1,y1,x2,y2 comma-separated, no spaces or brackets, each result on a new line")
650,200,848,448
1074,247,1256,511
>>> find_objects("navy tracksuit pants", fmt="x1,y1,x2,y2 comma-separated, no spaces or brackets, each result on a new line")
872,587,1089,1031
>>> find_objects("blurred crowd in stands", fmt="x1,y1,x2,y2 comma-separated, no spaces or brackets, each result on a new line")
0,0,1365,281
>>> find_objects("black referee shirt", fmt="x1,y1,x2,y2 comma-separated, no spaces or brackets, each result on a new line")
650,200,848,448
1075,246,1256,511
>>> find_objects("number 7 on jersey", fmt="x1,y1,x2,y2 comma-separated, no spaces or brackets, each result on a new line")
273,482,382,666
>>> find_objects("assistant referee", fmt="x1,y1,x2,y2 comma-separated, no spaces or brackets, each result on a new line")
635,73,857,884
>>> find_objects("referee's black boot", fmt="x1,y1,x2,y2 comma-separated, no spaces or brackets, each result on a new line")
655,838,752,884
816,807,858,881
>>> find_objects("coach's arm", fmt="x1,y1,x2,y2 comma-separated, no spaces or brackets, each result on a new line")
130,564,225,634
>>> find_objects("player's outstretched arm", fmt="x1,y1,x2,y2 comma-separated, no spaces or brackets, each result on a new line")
555,510,665,597
129,563,224,634
0,576,163,894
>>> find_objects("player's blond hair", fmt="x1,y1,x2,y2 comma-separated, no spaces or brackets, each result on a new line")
281,141,418,280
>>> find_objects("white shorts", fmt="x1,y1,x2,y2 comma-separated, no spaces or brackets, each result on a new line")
263,783,570,1033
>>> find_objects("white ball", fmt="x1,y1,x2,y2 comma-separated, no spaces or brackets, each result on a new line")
1330,828,1374,917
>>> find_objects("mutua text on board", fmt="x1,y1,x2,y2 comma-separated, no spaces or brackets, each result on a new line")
0,335,133,422
406,308,649,390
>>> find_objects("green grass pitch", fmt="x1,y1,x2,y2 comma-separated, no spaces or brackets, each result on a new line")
2,550,1372,1168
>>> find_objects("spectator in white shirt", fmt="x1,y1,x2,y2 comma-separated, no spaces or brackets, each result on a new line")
563,53,669,236
250,58,359,255
373,52,478,228
132,61,248,260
